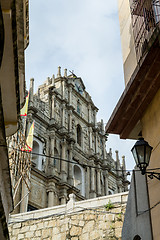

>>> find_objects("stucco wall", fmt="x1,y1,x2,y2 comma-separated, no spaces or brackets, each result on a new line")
141,88,160,240
118,0,137,85
8,192,128,240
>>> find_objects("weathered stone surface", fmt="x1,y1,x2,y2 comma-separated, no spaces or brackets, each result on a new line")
84,214,96,221
70,226,82,236
82,220,95,233
12,223,22,229
9,194,127,240
25,231,34,238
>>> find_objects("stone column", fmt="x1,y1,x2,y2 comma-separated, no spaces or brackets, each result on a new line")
61,139,67,182
122,155,128,191
62,103,65,128
48,191,54,207
47,182,56,207
51,74,55,86
94,109,97,126
122,156,127,180
97,166,101,196
64,68,67,77
104,170,109,195
68,85,72,105
44,135,50,174
60,188,67,205
68,144,73,185
29,78,34,106
116,150,121,177
102,138,106,159
88,105,91,123
68,110,72,133
51,95,55,119
89,127,92,149
90,162,96,198
62,80,65,99
117,180,122,193
95,132,98,154
57,66,61,78
85,167,90,198
81,130,84,150
50,131,55,167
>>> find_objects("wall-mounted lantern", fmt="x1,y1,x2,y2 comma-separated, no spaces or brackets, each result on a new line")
131,138,160,180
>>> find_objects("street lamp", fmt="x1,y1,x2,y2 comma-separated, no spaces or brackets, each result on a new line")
131,138,160,180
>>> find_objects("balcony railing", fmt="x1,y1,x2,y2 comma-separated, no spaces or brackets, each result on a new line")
130,0,160,62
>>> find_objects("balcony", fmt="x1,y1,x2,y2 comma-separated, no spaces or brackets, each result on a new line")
130,0,160,62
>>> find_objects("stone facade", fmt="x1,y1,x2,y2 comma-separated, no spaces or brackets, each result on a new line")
9,192,128,240
13,67,129,213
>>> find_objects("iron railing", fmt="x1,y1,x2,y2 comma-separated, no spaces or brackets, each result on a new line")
130,0,160,62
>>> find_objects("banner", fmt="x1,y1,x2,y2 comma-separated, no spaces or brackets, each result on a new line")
21,122,34,152
20,93,29,116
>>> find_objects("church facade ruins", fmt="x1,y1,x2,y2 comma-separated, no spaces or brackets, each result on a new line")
12,67,129,213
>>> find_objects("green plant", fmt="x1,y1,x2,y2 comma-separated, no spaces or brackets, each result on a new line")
105,200,114,211
116,213,122,221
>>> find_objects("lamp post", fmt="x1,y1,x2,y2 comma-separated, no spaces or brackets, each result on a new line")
131,138,160,180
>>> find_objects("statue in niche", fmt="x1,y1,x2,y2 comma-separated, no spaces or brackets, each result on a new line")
55,103,61,124
42,157,46,172
72,119,75,130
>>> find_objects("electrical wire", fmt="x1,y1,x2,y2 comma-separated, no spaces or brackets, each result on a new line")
138,201,160,215
0,144,133,173
2,144,160,174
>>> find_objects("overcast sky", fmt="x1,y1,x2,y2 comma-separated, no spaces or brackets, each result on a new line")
25,0,136,172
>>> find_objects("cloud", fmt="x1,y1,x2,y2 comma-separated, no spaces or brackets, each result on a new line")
25,0,135,172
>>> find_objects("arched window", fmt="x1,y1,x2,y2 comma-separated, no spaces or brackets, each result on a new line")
133,235,141,240
77,124,81,146
73,165,82,192
32,139,44,171
32,141,39,167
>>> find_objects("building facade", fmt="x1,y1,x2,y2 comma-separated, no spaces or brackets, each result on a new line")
16,67,128,213
106,0,160,239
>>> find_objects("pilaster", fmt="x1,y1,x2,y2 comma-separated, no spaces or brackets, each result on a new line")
104,170,109,195
97,165,101,196
88,105,91,123
29,78,34,106
102,138,106,159
89,127,92,150
44,134,50,174
61,138,67,182
90,161,96,198
47,182,56,207
95,132,98,154
68,85,72,106
68,143,74,185
51,95,55,119
60,188,67,204
68,109,72,133
62,103,65,128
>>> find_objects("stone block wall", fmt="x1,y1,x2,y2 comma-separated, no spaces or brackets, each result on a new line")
8,192,128,240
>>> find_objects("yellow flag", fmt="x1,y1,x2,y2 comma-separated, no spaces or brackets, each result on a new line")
20,93,29,116
22,122,34,152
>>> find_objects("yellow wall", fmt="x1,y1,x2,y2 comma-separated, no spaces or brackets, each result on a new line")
141,88,160,240
118,0,137,85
